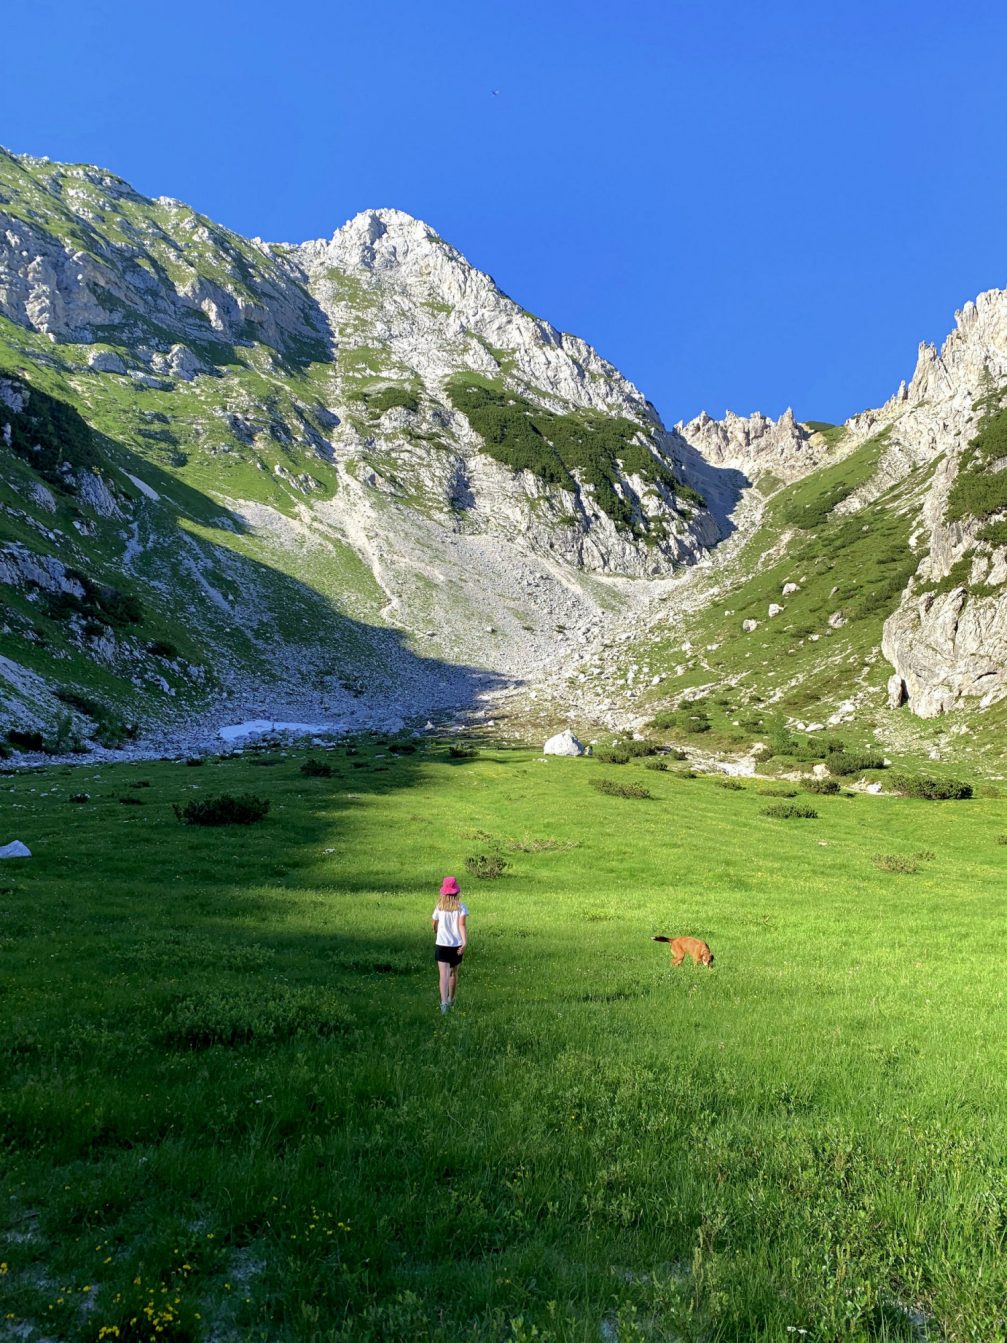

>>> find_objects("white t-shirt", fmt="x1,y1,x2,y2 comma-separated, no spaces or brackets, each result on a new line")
432,902,469,947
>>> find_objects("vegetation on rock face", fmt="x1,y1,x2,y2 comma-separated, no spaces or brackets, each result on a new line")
447,377,703,533
0,371,100,486
946,397,1007,525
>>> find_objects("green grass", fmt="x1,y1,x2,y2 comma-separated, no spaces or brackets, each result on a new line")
2,741,1006,1341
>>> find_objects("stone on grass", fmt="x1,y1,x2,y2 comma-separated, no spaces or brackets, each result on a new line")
543,729,585,757
0,840,31,859
742,618,759,632
768,603,784,618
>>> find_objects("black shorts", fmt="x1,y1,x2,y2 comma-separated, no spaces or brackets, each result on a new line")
434,944,464,967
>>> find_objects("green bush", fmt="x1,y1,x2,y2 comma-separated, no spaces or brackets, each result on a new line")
763,802,818,819
464,852,509,879
590,778,651,799
804,777,840,795
827,749,887,776
447,377,697,534
717,778,744,790
947,405,1007,523
887,774,973,800
147,639,179,658
7,729,45,752
448,744,478,760
300,758,334,777
643,758,669,772
173,793,271,825
593,746,630,764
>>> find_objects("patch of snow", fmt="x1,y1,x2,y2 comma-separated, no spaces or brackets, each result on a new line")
218,719,344,742
124,471,160,502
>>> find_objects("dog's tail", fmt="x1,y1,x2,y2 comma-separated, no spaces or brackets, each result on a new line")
652,935,671,942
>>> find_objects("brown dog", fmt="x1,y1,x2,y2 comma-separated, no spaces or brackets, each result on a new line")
653,935,714,967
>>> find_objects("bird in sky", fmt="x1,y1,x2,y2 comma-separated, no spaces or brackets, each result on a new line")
491,89,500,96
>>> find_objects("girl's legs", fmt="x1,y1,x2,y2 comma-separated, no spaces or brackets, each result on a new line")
448,963,459,1004
438,959,452,1009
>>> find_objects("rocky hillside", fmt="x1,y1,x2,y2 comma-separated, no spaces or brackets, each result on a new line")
3,145,1007,765
0,148,725,753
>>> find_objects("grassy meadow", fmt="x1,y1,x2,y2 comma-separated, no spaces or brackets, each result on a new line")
2,738,1007,1342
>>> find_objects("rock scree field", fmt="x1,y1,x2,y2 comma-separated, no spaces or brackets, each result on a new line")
2,736,1006,1342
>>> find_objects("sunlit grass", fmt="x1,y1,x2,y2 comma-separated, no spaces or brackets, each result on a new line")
1,740,1004,1340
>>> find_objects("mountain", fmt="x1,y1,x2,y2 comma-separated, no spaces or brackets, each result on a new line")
2,146,1007,770
0,148,721,752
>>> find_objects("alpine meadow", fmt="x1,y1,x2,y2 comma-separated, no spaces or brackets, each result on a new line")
2,112,1007,1343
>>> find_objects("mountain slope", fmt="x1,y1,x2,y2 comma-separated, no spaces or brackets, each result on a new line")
0,149,724,751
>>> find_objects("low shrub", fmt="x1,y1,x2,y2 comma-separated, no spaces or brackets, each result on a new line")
887,774,973,800
128,779,151,789
996,834,1007,845
173,793,271,826
804,777,841,795
185,756,206,767
146,639,178,658
874,853,919,874
763,802,818,819
7,729,45,752
827,749,887,777
300,758,334,778
93,714,139,749
448,744,478,760
69,792,90,804
644,759,669,772
464,852,509,879
759,786,799,798
119,795,144,806
717,778,744,790
590,778,652,799
594,746,630,765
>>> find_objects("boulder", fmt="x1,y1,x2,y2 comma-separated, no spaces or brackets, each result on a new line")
827,610,846,629
782,582,800,596
742,618,759,632
543,729,585,756
887,673,907,709
0,840,31,859
768,603,784,618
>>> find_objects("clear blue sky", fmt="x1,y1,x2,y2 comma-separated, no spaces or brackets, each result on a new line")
3,1,1006,425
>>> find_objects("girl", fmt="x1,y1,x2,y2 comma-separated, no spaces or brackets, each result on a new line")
432,875,468,1012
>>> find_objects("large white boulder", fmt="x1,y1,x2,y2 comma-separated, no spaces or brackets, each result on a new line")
543,729,585,757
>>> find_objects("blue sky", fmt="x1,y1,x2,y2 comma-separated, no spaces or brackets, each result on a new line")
3,1,1006,425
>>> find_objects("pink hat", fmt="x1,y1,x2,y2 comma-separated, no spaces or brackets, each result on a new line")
440,875,460,896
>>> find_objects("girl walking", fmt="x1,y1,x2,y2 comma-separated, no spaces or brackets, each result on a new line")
432,875,468,1013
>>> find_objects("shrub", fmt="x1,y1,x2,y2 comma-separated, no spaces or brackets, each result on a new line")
996,834,1007,845
128,779,151,789
464,852,509,879
119,795,144,806
594,746,630,764
827,749,887,776
716,778,744,790
185,756,206,767
448,744,478,760
874,853,919,874
54,688,102,716
69,792,90,804
887,774,973,800
93,714,138,749
763,802,818,819
644,758,669,771
804,777,840,795
590,778,651,799
147,639,178,658
174,793,271,826
759,786,798,798
7,729,45,752
300,758,334,778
